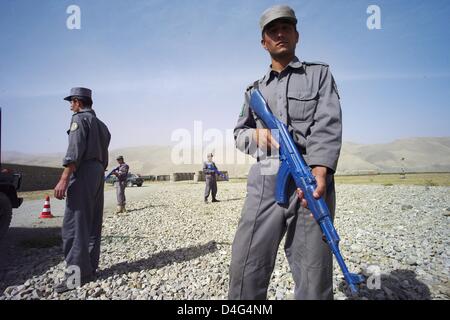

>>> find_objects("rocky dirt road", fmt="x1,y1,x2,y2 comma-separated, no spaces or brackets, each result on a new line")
0,181,449,300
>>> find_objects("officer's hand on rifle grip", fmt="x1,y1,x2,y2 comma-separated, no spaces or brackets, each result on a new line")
296,166,327,212
295,188,308,208
253,128,280,152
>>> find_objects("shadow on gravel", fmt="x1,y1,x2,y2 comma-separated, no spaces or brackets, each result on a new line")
217,197,246,202
0,227,63,293
102,235,154,242
97,240,218,280
124,204,169,213
339,269,431,300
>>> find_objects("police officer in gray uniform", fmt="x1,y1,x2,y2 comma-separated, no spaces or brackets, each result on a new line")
203,153,220,203
229,5,342,300
54,87,111,293
113,155,129,213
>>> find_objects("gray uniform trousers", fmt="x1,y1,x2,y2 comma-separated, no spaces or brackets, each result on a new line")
204,174,218,199
115,180,126,206
229,162,336,300
62,160,105,280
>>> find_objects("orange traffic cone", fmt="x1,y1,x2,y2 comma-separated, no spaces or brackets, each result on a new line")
39,195,54,219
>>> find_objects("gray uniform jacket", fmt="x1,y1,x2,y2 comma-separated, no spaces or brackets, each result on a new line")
203,161,218,175
116,163,129,182
234,57,342,173
63,109,111,169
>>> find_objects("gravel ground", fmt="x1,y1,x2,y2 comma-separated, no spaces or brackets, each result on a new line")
1,181,449,300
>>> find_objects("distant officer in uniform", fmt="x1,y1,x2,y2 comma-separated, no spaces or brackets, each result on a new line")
203,153,220,203
112,155,129,213
54,87,111,293
229,5,342,300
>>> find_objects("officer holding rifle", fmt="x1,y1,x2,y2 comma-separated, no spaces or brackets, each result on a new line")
229,5,343,300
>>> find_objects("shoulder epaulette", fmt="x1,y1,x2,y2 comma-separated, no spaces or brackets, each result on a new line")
246,83,254,92
303,61,329,67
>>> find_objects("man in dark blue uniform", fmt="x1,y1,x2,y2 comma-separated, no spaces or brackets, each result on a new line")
54,87,111,293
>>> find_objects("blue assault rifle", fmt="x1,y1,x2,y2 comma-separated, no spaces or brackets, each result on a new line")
249,89,364,294
105,166,120,182
206,163,229,181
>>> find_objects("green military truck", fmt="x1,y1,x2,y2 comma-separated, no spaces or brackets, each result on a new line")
0,108,23,239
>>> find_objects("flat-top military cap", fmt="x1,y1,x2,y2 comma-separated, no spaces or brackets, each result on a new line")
260,5,297,31
116,155,124,160
64,87,92,102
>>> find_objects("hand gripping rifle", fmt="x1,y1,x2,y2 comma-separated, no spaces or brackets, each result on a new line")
105,166,120,181
206,163,229,181
249,89,364,294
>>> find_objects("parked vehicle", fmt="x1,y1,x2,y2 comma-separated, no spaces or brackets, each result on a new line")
0,108,23,239
106,173,143,187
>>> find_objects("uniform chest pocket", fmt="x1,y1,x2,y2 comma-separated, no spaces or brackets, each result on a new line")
287,90,318,122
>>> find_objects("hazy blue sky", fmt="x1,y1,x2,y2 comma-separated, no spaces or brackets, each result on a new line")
1,0,449,153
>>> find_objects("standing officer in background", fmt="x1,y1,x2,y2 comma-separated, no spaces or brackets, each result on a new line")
54,87,111,293
112,155,129,213
203,153,220,203
229,5,342,300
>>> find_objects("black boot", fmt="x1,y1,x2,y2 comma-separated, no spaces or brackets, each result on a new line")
54,280,74,294
204,197,208,203
212,198,220,203
54,273,95,294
